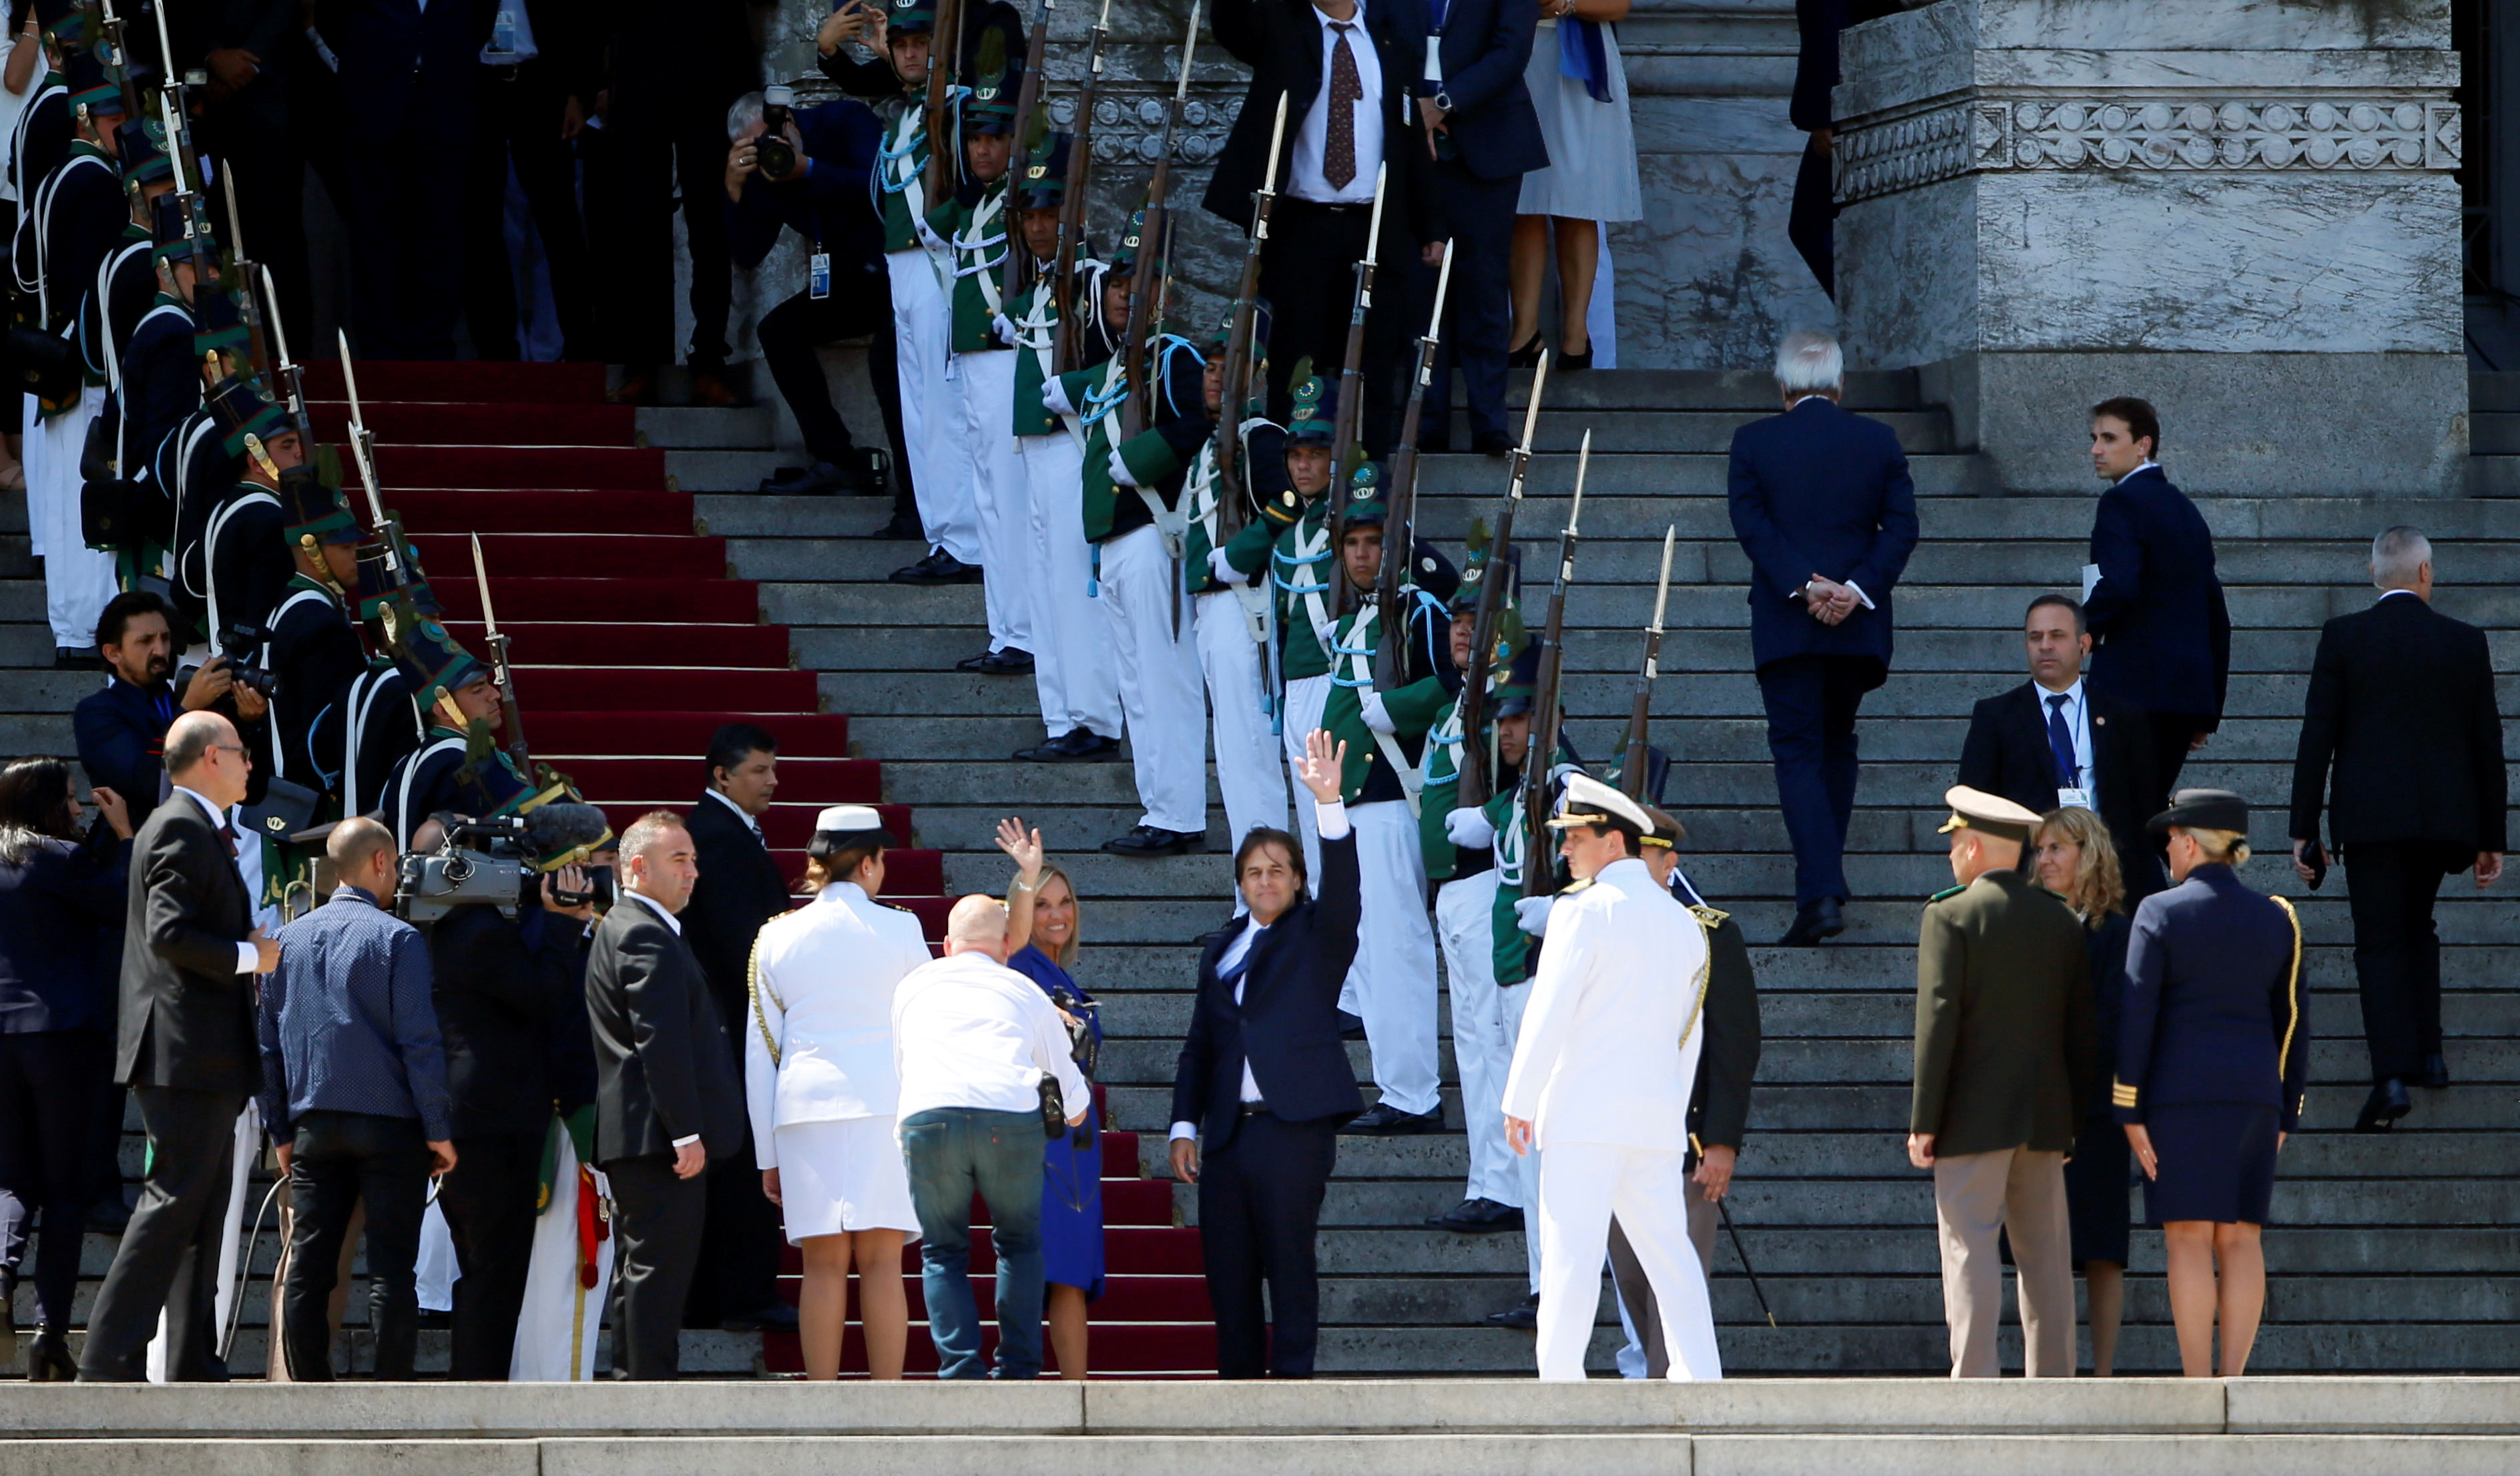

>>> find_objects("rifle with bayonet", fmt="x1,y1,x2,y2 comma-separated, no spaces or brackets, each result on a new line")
1324,161,1384,620
1212,91,1286,540
995,0,1053,313
1520,428,1588,899
337,330,405,571
1116,0,1196,443
1618,525,1674,800
97,0,145,121
469,532,532,774
150,8,229,372
1050,0,1111,373
921,0,966,216
1455,349,1548,807
1370,240,1451,692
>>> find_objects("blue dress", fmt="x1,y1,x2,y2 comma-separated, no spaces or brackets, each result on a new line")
1007,945,1105,1299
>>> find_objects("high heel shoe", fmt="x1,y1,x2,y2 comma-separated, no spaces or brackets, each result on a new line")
25,1326,74,1381
1557,342,1593,372
1507,333,1544,369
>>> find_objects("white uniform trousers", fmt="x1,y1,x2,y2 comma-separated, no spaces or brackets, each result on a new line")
885,248,977,563
1499,978,1542,1291
32,391,113,650
1195,588,1287,854
955,349,1032,655
1096,522,1206,834
1534,1140,1722,1382
1435,875,1517,1206
1017,430,1119,738
1349,798,1441,1118
1278,672,1332,880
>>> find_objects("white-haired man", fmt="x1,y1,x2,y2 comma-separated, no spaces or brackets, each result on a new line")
1725,329,1918,947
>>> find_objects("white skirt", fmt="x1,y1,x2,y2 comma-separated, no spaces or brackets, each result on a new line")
775,1116,922,1243
1516,18,1644,223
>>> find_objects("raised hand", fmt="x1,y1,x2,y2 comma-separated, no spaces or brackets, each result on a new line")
1297,728,1346,806
995,816,1045,881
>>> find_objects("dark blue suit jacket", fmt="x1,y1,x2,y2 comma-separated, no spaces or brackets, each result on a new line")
2113,864,2308,1133
1726,396,1919,672
0,835,132,1034
1395,0,1549,179
2083,466,2231,724
1172,828,1366,1148
322,0,496,134
74,677,178,829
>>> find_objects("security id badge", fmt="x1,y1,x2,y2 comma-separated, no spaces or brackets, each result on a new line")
491,9,517,54
2056,786,2093,812
810,251,832,300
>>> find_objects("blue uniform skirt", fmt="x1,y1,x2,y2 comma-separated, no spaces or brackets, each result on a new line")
2141,1101,2279,1227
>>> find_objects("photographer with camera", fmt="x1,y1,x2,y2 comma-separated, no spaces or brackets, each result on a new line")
412,802,611,1380
723,84,896,500
76,591,270,833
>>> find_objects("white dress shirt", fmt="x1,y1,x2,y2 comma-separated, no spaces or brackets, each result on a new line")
2033,677,2095,791
746,882,934,1170
1501,856,1709,1153
892,949,1091,1124
173,785,261,976
2111,458,2160,487
1286,0,1383,205
702,785,766,843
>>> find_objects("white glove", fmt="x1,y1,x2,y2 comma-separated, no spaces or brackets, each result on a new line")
914,217,949,252
1360,692,1397,736
1515,895,1555,937
1041,377,1075,417
1208,549,1248,586
1107,447,1140,488
1445,806,1496,849
991,312,1019,347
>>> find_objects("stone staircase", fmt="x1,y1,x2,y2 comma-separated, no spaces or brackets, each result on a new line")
5,361,2519,1377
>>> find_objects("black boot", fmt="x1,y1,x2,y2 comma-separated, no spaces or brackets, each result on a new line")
25,1326,73,1381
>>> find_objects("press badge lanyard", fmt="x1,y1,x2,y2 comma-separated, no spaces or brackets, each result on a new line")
809,224,830,300
2053,692,2093,812
1424,0,1445,86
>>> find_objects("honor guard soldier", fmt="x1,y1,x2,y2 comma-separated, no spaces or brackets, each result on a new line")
6,9,74,296
1061,209,1212,857
259,481,370,803
1250,372,1342,871
1608,804,1764,1379
376,611,511,846
193,375,298,655
1909,785,2095,1379
82,126,178,586
333,539,435,817
1318,475,1459,1134
935,37,1033,672
1003,132,1121,762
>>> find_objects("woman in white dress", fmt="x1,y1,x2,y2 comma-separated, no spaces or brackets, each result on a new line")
1509,0,1642,369
746,804,933,1380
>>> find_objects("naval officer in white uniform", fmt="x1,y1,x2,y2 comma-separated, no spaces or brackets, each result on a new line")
1501,773,1723,1382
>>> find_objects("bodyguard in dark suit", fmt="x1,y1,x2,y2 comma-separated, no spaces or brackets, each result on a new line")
2288,528,2507,1130
678,724,796,1332
2082,397,2232,798
1959,594,2164,898
1169,730,1363,1379
585,810,744,1380
78,712,280,1383
1726,330,1918,944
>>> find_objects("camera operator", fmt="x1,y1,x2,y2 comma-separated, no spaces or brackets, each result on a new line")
414,803,612,1381
722,85,897,499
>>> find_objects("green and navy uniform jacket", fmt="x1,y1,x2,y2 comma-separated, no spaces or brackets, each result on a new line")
872,93,946,255
927,173,1011,353
1661,860,1763,1157
380,721,537,851
1319,545,1463,810
30,138,123,415
1111,405,1293,597
1055,333,1207,549
260,572,369,802
1486,746,1584,986
1007,250,1099,445
1252,492,1337,681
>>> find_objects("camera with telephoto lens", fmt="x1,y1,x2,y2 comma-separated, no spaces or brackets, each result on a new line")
756,85,798,181
219,623,278,699
395,804,615,923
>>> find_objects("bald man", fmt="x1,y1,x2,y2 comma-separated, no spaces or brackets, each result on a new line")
891,896,1089,1381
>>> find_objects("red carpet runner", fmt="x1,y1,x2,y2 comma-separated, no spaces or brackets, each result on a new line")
301,361,1212,1377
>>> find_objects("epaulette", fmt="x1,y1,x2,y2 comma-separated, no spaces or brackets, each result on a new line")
1927,883,1966,903
1687,903,1730,929
1561,877,1596,896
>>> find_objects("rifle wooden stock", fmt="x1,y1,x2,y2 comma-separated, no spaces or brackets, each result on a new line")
1372,241,1451,692
996,0,1053,312
1051,0,1112,374
1325,162,1385,620
1214,92,1286,540
922,0,966,211
1456,351,1549,806
1117,1,1197,442
1520,429,1589,899
1618,525,1675,801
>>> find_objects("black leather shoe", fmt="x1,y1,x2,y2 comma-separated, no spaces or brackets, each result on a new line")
957,647,1035,675
1485,1292,1540,1329
1336,1009,1367,1040
1425,1197,1524,1234
722,1303,801,1333
25,1326,74,1381
892,551,981,585
2421,1053,2451,1089
852,513,927,541
51,648,101,671
1016,728,1123,762
1777,896,1846,947
86,1196,132,1233
1344,1103,1443,1136
1472,430,1515,458
758,460,866,496
2354,1078,2413,1132
1101,824,1202,857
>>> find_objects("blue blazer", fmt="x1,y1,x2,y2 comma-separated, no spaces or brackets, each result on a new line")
0,836,132,1034
1171,830,1366,1148
1726,396,1919,672
73,677,178,830
2083,466,2232,723
1395,0,1549,179
2113,864,2308,1133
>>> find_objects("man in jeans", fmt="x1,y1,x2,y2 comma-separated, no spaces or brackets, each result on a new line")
892,895,1089,1379
255,818,456,1381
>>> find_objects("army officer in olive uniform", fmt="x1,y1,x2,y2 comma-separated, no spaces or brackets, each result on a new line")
1909,786,2095,1379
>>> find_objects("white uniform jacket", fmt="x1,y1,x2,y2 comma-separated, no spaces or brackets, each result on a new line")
745,881,936,1170
1501,857,1711,1153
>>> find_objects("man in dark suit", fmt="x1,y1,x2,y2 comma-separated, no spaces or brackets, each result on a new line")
1726,329,1919,945
1786,0,1897,297
464,0,595,361
75,593,269,840
1168,729,1362,1379
1958,594,2164,898
1402,0,1547,455
677,723,797,1334
2289,527,2507,1131
584,809,744,1380
1206,0,1436,450
77,711,282,1382
2083,397,2231,798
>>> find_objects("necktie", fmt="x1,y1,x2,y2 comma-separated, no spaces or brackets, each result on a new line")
218,820,239,859
2045,692,2077,788
1324,23,1360,190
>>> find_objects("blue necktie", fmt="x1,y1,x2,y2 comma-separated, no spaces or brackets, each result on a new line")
2046,692,2077,788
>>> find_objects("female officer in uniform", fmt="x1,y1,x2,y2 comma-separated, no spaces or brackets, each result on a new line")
2112,789,2310,1378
